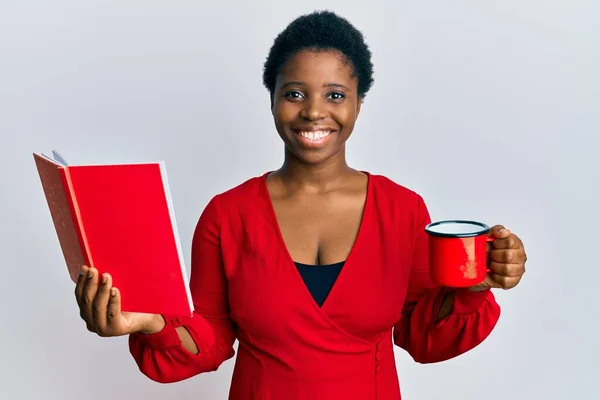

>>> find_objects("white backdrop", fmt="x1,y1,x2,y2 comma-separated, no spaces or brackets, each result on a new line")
1,0,597,399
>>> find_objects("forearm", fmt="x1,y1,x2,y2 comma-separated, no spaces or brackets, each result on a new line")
129,314,236,383
436,291,455,322
175,326,199,354
140,314,199,354
436,286,488,322
396,286,500,363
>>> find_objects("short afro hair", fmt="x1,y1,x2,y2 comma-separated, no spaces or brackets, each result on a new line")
262,10,375,98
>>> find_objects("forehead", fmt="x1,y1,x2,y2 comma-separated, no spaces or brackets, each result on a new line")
278,49,356,86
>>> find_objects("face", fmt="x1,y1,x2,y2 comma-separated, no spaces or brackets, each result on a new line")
271,49,362,165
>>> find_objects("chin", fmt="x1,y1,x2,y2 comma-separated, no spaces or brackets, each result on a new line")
287,145,345,165
293,152,331,164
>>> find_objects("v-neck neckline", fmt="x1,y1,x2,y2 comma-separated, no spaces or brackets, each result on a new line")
260,171,372,311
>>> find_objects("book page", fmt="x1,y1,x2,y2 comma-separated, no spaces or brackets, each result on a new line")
39,151,68,166
52,150,68,166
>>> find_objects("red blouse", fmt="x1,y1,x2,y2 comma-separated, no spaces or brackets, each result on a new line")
129,172,501,399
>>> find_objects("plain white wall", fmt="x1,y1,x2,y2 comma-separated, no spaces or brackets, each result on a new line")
1,0,597,399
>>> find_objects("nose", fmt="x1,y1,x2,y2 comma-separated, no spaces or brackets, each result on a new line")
299,97,328,121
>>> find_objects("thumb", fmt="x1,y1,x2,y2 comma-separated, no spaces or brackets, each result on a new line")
469,274,502,291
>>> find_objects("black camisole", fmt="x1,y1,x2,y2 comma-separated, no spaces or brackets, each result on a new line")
294,261,344,307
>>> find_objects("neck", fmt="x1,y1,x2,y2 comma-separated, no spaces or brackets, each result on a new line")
276,147,353,192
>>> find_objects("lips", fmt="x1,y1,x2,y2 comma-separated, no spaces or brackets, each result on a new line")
294,129,334,141
288,126,338,149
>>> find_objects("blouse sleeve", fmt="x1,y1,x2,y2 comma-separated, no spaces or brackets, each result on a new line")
393,195,501,364
128,195,236,383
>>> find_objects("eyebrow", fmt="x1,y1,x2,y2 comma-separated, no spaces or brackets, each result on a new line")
280,81,352,91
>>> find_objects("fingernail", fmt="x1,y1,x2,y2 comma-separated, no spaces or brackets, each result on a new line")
101,274,107,284
499,228,506,233
87,270,93,279
110,288,116,296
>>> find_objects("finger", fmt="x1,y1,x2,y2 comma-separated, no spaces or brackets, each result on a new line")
492,235,522,250
74,265,88,307
106,287,122,333
488,261,525,277
489,249,525,264
81,267,100,331
92,273,112,335
488,225,511,239
489,273,522,290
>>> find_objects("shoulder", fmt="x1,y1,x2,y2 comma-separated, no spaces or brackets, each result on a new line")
367,172,426,207
366,172,431,228
193,173,267,231
216,174,266,201
202,173,268,215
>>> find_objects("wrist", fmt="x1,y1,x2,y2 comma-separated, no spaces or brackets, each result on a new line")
138,314,166,335
468,284,490,292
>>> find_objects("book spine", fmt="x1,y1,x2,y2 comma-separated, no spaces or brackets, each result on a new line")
59,167,94,269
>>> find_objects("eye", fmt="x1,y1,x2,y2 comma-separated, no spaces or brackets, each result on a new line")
284,90,304,101
327,92,346,101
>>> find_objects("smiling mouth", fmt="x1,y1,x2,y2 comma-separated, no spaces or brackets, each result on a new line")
292,129,335,142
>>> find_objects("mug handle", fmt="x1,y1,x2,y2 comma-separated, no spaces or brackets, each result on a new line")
485,235,495,272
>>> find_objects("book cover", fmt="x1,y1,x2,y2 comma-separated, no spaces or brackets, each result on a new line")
33,151,194,317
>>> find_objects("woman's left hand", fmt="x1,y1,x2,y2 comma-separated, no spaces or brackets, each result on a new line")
469,225,527,292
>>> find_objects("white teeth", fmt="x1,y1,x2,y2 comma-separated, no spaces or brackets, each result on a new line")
296,130,332,141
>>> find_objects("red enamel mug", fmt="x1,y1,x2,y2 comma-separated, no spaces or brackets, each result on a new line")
424,220,494,287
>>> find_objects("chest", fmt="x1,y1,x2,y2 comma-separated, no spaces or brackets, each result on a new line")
270,192,366,265
220,194,415,343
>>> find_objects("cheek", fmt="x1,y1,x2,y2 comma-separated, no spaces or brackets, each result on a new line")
272,105,298,140
335,105,358,130
273,102,297,124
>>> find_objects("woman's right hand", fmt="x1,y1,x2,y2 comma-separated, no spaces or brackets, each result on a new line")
75,265,165,337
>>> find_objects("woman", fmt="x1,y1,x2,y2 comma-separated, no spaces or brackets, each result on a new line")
75,10,527,399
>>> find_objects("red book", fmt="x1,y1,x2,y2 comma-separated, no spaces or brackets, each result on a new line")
33,150,193,317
